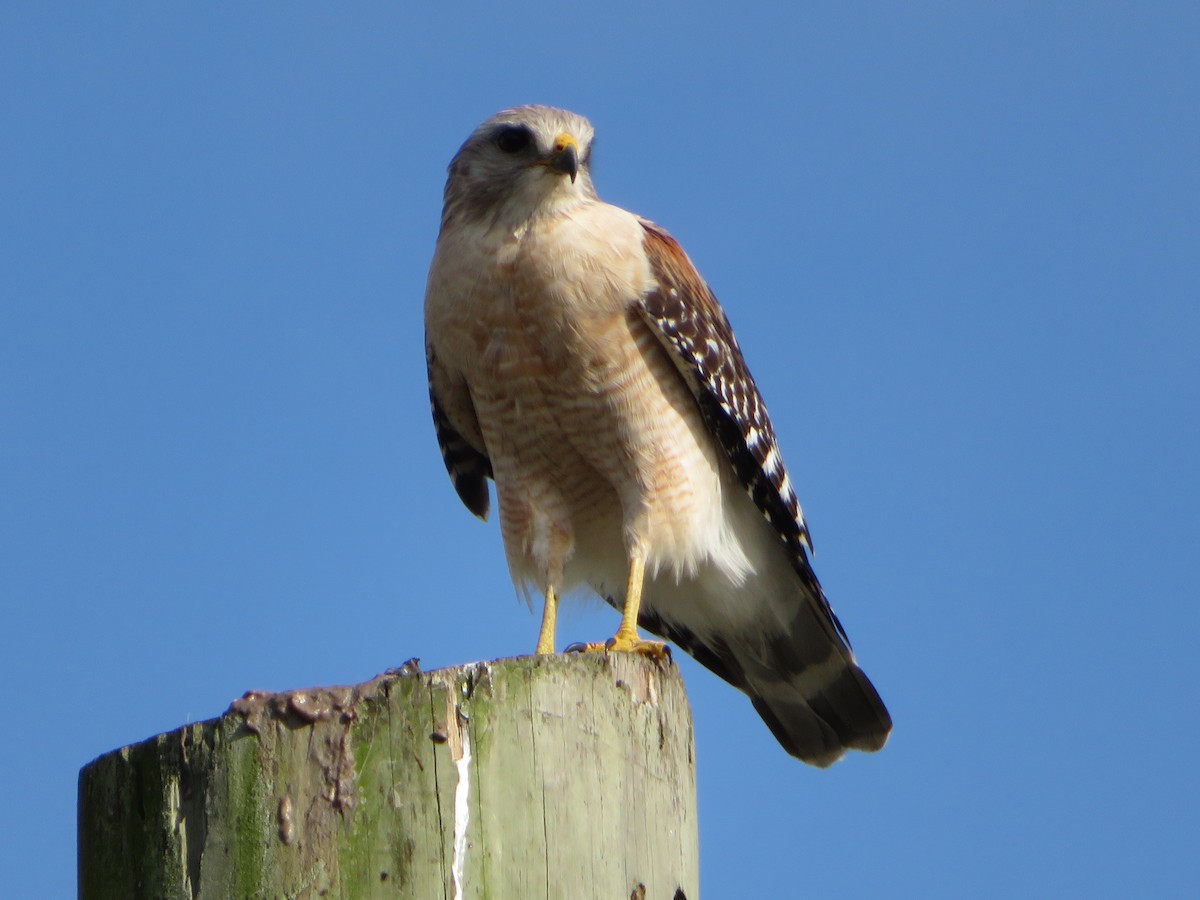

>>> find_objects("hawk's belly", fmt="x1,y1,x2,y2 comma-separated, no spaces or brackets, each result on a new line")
468,303,751,597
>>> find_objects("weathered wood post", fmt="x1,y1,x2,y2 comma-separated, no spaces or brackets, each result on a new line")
79,654,698,899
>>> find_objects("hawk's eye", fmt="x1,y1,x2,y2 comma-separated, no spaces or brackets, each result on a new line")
495,126,532,154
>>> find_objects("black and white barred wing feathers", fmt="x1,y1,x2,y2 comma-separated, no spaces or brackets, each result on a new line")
638,223,814,572
427,343,492,521
635,220,892,764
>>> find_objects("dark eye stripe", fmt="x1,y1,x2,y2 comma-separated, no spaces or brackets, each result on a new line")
495,125,533,153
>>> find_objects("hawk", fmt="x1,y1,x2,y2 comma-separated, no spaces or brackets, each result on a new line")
424,105,891,766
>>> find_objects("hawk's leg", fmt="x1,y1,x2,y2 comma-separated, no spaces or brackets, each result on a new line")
535,584,558,655
569,552,669,660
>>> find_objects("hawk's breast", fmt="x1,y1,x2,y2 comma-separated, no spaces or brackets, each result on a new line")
428,202,752,593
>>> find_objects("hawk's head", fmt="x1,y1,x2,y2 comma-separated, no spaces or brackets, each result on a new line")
441,105,598,230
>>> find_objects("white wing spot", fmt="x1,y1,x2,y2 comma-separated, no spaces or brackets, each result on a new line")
761,445,781,476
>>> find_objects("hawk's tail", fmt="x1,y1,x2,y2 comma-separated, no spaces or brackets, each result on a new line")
742,652,891,768
641,597,892,767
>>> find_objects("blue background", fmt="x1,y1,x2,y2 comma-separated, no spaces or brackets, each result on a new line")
3,3,1197,897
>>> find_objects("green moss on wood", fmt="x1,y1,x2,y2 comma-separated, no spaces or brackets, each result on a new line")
227,731,270,898
80,656,698,900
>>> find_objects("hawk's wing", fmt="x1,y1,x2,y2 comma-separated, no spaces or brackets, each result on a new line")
427,343,492,520
635,220,849,646
634,220,891,764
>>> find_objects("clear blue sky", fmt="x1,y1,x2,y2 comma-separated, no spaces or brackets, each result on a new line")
2,4,1197,897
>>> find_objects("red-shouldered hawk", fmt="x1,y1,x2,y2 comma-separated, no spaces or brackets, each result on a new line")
424,106,891,766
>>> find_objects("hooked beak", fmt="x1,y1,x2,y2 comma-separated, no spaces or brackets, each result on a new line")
546,133,579,183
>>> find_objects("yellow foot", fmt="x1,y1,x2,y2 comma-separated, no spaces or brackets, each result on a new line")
564,635,671,662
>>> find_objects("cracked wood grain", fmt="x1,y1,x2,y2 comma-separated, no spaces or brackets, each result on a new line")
79,654,698,899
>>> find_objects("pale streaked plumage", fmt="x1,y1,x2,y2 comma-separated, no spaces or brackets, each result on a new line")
424,105,891,766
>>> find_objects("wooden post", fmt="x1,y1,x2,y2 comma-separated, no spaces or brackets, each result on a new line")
79,654,698,899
